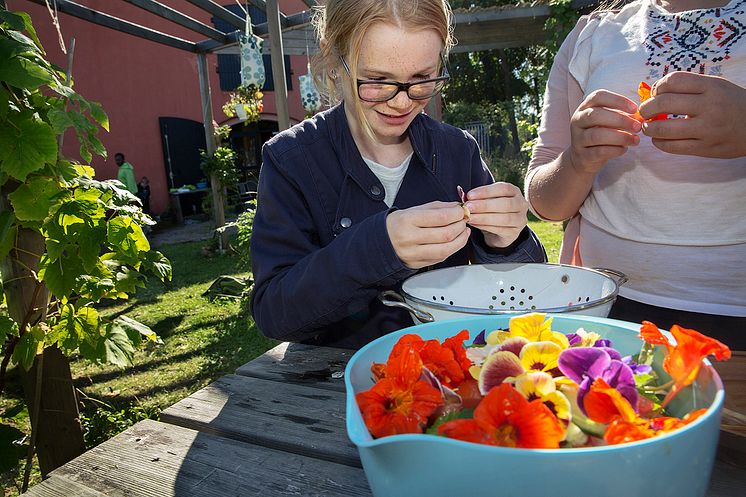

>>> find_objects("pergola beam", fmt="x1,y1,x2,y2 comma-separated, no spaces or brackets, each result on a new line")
123,0,228,43
195,9,311,53
183,0,245,30
24,0,197,52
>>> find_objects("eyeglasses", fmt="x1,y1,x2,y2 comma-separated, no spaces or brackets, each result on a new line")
339,55,450,102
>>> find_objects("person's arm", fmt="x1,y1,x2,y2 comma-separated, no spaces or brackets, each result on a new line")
525,19,641,222
640,72,746,158
249,146,416,343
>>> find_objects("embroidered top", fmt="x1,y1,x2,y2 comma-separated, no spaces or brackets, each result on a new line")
644,0,745,78
526,0,746,315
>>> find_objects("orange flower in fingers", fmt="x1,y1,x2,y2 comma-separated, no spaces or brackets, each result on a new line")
634,81,668,122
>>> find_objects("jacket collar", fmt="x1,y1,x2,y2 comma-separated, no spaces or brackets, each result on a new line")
325,103,437,196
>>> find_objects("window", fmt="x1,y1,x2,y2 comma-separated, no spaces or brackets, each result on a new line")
214,5,292,92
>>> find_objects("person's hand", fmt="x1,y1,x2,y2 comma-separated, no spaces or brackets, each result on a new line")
386,201,470,269
464,182,528,248
568,90,642,175
639,72,746,158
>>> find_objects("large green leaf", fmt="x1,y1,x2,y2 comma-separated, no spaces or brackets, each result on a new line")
47,108,74,135
0,314,19,344
107,217,150,260
79,321,135,367
0,55,53,90
0,86,8,119
0,211,16,260
7,175,60,221
113,315,159,346
0,114,57,181
88,101,109,131
0,11,27,32
141,250,172,282
12,325,44,371
47,303,81,355
38,252,84,298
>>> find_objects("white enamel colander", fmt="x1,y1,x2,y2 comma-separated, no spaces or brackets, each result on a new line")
380,263,627,324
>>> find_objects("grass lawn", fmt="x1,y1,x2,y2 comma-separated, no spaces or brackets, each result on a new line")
529,218,564,263
1,220,563,496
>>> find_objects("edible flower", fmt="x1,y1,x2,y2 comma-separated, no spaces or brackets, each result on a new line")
639,321,731,407
438,383,565,448
635,81,668,121
356,346,443,438
557,347,638,415
356,315,730,448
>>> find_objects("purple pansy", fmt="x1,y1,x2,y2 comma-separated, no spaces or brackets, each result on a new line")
623,356,653,375
594,339,612,348
558,347,638,415
471,329,487,346
566,333,582,347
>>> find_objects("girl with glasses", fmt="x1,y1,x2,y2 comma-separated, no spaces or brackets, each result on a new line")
249,0,546,349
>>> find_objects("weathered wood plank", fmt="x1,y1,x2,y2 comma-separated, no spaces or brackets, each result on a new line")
235,342,353,392
161,374,360,467
23,476,108,497
24,420,371,497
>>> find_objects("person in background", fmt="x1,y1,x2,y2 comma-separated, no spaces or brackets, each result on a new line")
250,0,546,350
137,176,151,215
525,0,746,349
115,152,138,195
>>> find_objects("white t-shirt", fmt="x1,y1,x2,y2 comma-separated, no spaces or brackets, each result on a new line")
527,0,746,316
363,153,413,207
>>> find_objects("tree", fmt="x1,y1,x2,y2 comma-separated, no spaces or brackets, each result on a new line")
444,0,580,153
0,7,171,480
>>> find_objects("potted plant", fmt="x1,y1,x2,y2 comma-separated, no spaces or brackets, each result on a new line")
222,84,263,123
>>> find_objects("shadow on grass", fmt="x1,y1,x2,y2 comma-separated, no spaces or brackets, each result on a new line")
80,310,276,408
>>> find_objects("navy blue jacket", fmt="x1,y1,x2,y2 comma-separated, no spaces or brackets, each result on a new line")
250,104,546,349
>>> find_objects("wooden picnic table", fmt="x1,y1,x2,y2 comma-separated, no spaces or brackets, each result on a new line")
22,342,746,497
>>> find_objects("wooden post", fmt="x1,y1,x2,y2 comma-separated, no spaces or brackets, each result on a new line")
196,52,226,240
266,0,291,131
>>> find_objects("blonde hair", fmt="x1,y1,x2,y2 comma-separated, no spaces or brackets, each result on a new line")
311,0,454,137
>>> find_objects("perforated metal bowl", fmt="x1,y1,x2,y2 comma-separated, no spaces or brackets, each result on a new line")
380,263,627,323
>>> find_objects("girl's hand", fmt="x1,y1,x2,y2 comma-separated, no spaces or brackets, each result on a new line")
386,201,470,269
464,182,528,248
569,89,642,175
640,72,746,158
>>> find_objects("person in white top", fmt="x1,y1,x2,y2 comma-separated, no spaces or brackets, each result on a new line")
526,0,746,350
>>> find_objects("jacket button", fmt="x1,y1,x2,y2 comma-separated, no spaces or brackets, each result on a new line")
340,217,352,228
370,185,382,196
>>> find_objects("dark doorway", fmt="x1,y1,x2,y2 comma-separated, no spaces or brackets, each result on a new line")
229,119,279,184
159,117,207,190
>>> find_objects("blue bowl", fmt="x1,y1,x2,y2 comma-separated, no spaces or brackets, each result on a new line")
345,314,724,497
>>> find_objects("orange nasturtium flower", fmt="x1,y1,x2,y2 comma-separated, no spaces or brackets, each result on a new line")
639,321,731,407
381,333,469,389
357,346,444,438
635,81,668,121
438,383,564,448
584,378,707,445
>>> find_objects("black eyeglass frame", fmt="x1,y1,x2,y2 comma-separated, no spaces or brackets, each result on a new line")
339,54,450,102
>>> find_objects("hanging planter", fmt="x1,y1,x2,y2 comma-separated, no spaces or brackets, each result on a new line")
299,62,321,118
222,84,264,122
222,6,265,123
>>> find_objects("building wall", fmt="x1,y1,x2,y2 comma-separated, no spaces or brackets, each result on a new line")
6,0,309,215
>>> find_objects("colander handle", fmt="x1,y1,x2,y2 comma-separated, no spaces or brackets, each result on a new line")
592,267,628,287
379,291,435,323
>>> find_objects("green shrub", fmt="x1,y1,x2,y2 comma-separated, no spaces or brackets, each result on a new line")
487,155,528,193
